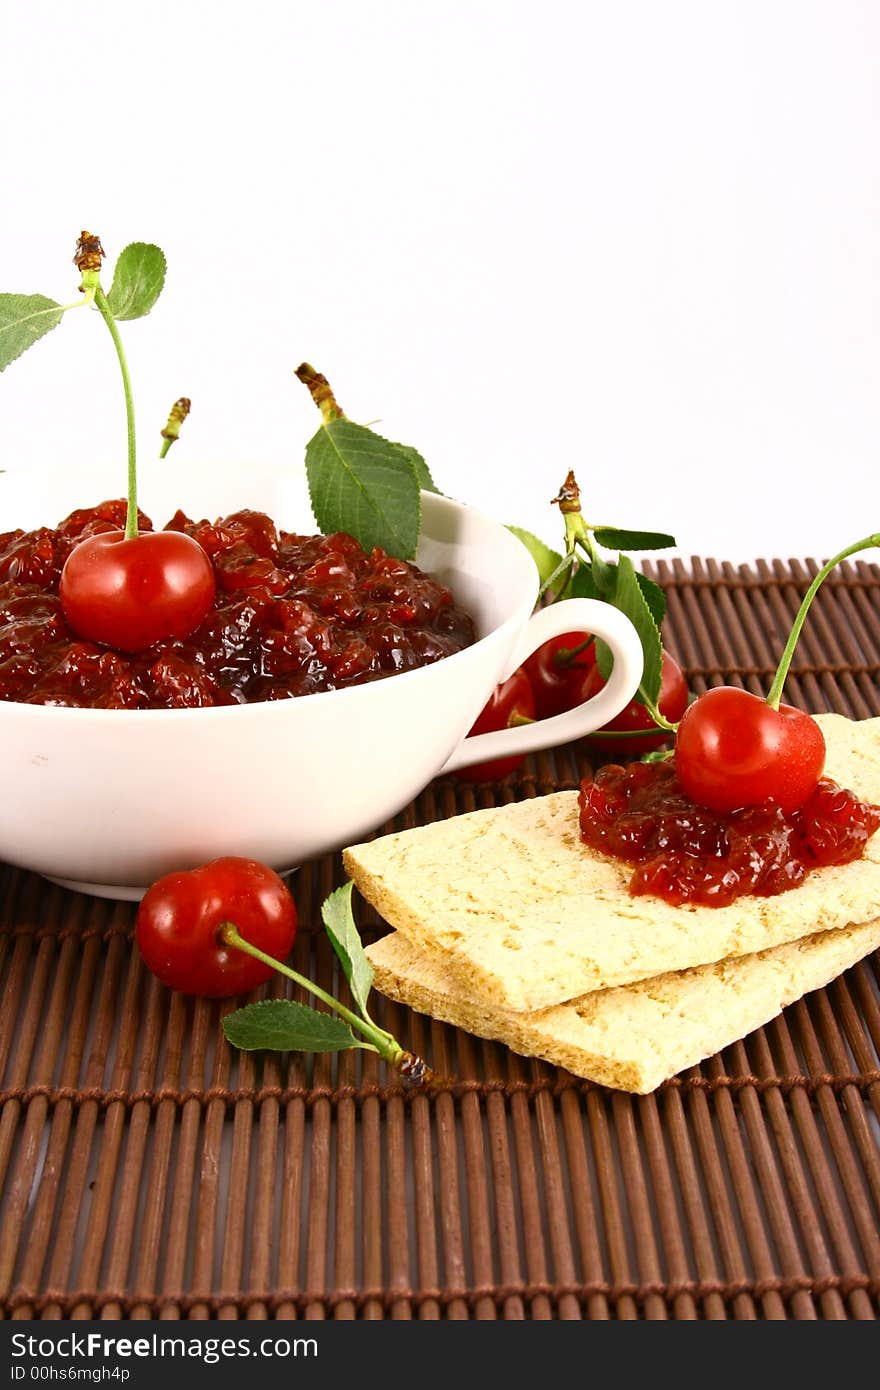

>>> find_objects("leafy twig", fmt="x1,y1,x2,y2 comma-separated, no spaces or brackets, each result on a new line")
1,233,168,540
295,363,438,559
510,469,676,718
221,883,440,1086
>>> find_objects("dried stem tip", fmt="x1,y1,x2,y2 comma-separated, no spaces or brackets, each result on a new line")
551,469,582,515
295,362,343,424
161,396,191,440
397,1051,437,1087
159,397,191,458
73,230,105,275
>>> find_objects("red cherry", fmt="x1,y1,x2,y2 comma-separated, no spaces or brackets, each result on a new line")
455,667,536,781
582,649,689,756
523,632,597,720
135,857,297,998
60,529,216,652
675,686,826,814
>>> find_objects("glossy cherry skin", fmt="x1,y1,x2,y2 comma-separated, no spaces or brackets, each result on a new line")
136,857,297,998
455,667,536,781
60,529,216,653
675,686,827,814
582,649,689,756
523,632,597,720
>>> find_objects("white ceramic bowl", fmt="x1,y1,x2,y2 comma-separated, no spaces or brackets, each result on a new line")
0,486,643,898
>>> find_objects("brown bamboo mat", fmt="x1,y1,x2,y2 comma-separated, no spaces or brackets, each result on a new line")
1,557,880,1322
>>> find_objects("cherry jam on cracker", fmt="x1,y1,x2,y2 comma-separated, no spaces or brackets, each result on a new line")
578,759,880,907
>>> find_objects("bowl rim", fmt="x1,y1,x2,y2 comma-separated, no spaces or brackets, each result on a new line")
0,491,539,722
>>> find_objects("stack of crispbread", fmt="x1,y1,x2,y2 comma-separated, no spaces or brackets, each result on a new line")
343,713,880,1093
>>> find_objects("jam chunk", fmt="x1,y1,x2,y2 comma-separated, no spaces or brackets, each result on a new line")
578,760,880,907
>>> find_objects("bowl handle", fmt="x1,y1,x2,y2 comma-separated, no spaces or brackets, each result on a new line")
439,598,644,775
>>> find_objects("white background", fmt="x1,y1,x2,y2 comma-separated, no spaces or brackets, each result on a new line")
1,1,878,562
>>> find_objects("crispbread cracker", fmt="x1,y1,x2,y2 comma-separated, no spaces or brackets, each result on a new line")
367,919,880,1092
345,714,880,1012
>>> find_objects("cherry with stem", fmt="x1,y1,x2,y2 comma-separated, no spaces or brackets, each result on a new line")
135,861,439,1086
676,532,880,813
59,232,215,653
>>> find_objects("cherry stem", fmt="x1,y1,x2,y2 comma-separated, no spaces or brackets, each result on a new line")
564,509,590,555
218,923,438,1084
641,698,678,732
509,710,535,728
592,724,674,739
765,533,880,710
556,635,595,666
92,285,138,540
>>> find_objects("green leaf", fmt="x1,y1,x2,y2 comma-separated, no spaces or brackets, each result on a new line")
305,417,421,558
568,561,601,601
586,547,617,600
593,526,676,551
222,999,362,1053
595,555,663,706
322,882,374,1017
635,571,667,628
392,441,440,494
507,526,564,589
0,294,64,371
594,639,612,680
106,243,167,320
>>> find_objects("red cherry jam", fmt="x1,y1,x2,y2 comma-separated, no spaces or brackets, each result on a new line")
0,501,477,708
578,759,880,907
